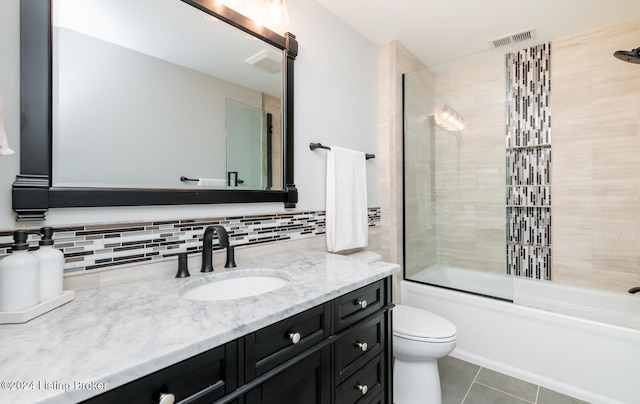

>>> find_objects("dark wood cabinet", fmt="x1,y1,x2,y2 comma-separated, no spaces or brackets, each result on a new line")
244,302,331,382
83,341,237,404
335,353,385,404
82,277,393,404
334,312,386,386
334,280,387,331
244,347,331,404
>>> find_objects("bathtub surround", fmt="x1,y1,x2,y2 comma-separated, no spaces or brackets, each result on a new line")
402,68,437,277
505,43,552,280
403,48,507,278
400,18,640,404
0,208,381,275
403,16,640,293
552,17,640,291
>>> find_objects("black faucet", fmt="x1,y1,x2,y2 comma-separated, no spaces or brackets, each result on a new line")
201,225,236,272
629,287,640,294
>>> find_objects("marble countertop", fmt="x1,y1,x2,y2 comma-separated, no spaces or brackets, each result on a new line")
0,249,399,403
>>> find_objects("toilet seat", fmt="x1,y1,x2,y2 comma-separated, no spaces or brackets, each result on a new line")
393,304,457,343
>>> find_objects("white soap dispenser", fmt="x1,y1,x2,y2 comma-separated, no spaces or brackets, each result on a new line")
33,227,64,302
0,230,40,311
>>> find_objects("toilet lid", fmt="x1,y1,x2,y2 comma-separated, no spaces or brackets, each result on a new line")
393,304,457,340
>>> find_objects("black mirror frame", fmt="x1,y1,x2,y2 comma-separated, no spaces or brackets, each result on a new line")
13,0,298,221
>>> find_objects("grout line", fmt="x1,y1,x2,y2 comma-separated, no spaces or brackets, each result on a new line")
460,366,482,403
535,385,540,403
474,381,536,403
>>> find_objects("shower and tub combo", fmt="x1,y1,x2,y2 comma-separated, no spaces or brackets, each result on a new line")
398,21,640,404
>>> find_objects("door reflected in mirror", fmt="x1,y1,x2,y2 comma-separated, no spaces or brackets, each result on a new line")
225,98,281,190
51,0,283,190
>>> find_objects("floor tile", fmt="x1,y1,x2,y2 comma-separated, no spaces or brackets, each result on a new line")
463,383,532,404
439,356,480,404
537,387,590,404
474,368,538,402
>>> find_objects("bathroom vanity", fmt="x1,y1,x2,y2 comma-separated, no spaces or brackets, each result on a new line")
0,250,398,403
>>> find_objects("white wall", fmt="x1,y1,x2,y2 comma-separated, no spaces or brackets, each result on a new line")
0,0,379,228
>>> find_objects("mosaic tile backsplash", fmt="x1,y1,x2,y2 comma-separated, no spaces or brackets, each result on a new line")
506,43,552,280
0,208,381,274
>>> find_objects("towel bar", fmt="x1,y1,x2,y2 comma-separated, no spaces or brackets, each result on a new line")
309,142,375,160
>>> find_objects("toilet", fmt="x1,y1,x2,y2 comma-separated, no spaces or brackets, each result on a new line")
392,304,458,404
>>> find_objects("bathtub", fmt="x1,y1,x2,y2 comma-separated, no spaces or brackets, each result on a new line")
401,271,640,404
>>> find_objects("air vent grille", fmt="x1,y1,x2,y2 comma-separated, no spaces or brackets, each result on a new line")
491,37,513,48
489,28,536,48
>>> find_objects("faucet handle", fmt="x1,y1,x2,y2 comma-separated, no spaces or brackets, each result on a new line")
175,253,190,278
224,246,237,268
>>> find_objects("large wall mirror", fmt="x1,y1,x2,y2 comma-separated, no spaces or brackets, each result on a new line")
14,0,298,221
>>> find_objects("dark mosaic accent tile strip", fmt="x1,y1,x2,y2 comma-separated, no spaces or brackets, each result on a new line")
506,43,552,280
0,209,380,274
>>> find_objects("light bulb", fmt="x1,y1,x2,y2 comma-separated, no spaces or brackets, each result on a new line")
264,0,289,29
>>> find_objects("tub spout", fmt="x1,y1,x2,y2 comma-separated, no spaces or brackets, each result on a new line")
629,286,640,294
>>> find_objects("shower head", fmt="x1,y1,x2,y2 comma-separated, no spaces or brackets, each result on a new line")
614,47,640,64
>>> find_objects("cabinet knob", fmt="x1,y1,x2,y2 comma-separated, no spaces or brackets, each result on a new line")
356,341,368,352
356,299,368,309
159,393,176,404
289,332,301,344
357,384,368,395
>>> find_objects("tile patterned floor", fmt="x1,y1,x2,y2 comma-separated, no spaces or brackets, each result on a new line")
439,356,590,404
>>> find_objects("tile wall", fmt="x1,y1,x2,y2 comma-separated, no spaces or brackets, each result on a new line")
0,208,381,274
403,67,437,278
433,51,507,272
552,17,640,291
506,43,552,280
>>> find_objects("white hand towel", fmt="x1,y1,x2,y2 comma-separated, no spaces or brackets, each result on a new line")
326,146,368,252
197,178,226,187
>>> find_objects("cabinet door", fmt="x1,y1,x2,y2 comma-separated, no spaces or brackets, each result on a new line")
244,347,330,404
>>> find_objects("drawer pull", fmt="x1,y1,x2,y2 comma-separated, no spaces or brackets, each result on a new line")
357,384,368,395
288,332,301,344
356,299,368,309
159,393,176,404
356,341,368,352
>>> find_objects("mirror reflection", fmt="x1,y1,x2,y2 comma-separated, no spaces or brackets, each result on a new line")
52,0,283,190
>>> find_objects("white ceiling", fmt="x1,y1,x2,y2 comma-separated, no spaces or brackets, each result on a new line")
316,0,640,67
55,0,283,96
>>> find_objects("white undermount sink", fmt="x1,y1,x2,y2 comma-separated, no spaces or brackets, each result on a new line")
180,270,290,301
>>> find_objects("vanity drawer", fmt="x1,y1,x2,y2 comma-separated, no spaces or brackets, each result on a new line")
244,302,331,381
335,354,384,404
82,341,237,404
334,312,385,385
334,280,387,331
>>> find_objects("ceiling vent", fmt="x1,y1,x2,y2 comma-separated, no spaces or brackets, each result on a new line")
245,49,282,73
489,28,536,48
